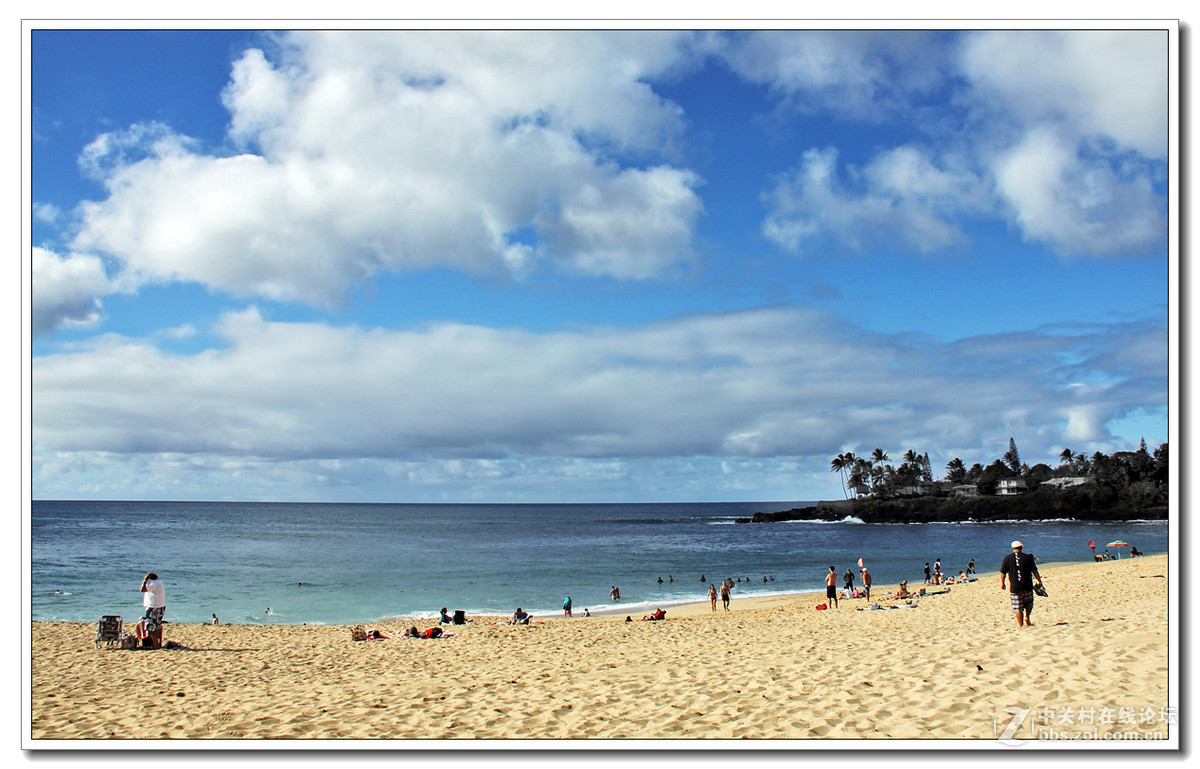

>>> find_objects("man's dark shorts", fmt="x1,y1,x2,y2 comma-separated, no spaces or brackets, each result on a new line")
1010,590,1034,613
143,606,165,633
826,585,837,599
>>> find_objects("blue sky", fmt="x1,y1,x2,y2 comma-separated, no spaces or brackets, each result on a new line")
28,26,1174,503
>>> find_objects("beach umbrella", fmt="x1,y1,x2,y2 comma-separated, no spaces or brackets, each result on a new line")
1107,540,1131,558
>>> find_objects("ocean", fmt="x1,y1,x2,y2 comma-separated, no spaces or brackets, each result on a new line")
30,500,1169,626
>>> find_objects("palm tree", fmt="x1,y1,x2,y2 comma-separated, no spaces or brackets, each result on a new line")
872,448,889,466
870,465,885,494
1059,448,1074,466
830,453,850,499
945,457,966,484
847,468,866,497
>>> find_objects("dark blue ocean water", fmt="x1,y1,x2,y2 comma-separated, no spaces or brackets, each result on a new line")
30,500,1169,626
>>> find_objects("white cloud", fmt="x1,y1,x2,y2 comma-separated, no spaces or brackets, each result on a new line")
742,30,1168,262
32,307,1166,501
31,247,113,335
33,203,61,224
69,31,704,305
720,30,952,119
960,30,1168,159
957,31,1168,258
762,145,988,255
992,127,1166,258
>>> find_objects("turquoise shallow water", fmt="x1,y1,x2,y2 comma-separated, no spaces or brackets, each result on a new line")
31,500,1169,625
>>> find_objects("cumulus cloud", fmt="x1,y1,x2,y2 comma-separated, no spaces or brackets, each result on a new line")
740,29,1167,262
70,31,704,305
762,145,989,255
33,307,1165,477
31,247,114,335
992,127,1166,257
960,30,1168,159
720,30,954,119
958,30,1168,258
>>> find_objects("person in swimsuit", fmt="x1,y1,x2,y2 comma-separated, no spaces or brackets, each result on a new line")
825,566,839,609
708,583,718,611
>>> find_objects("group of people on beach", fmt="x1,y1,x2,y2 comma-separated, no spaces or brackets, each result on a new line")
821,564,877,609
822,555,984,610
130,533,1119,643
921,558,976,586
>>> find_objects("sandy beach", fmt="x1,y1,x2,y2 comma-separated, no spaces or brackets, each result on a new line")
29,554,1172,743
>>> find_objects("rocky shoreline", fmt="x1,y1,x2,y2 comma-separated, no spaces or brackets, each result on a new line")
737,496,1168,524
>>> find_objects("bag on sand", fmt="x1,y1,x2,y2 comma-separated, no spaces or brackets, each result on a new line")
351,625,368,641
815,603,827,611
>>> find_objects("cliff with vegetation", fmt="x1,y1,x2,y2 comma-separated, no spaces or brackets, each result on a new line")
740,440,1169,524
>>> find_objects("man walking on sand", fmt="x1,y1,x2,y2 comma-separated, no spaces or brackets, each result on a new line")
139,571,166,649
825,566,839,609
1000,541,1042,628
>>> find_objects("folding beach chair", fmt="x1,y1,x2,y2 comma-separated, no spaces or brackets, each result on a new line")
453,610,467,625
95,615,124,649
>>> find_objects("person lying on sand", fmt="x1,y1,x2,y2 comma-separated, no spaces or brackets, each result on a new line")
640,609,666,621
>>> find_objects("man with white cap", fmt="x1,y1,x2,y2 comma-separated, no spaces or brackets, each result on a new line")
999,541,1042,628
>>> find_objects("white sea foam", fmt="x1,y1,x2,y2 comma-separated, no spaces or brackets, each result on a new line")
780,515,864,524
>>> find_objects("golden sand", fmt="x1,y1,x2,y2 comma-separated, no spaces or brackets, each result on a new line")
29,554,1171,743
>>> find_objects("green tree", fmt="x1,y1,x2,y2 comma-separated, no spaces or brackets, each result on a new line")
1003,437,1022,476
945,457,967,484
1152,442,1169,483
976,460,1010,495
1026,463,1054,490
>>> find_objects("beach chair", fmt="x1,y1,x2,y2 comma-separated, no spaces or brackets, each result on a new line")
95,615,124,649
453,610,467,625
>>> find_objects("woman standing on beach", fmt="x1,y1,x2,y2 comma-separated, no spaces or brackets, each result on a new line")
708,583,717,611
